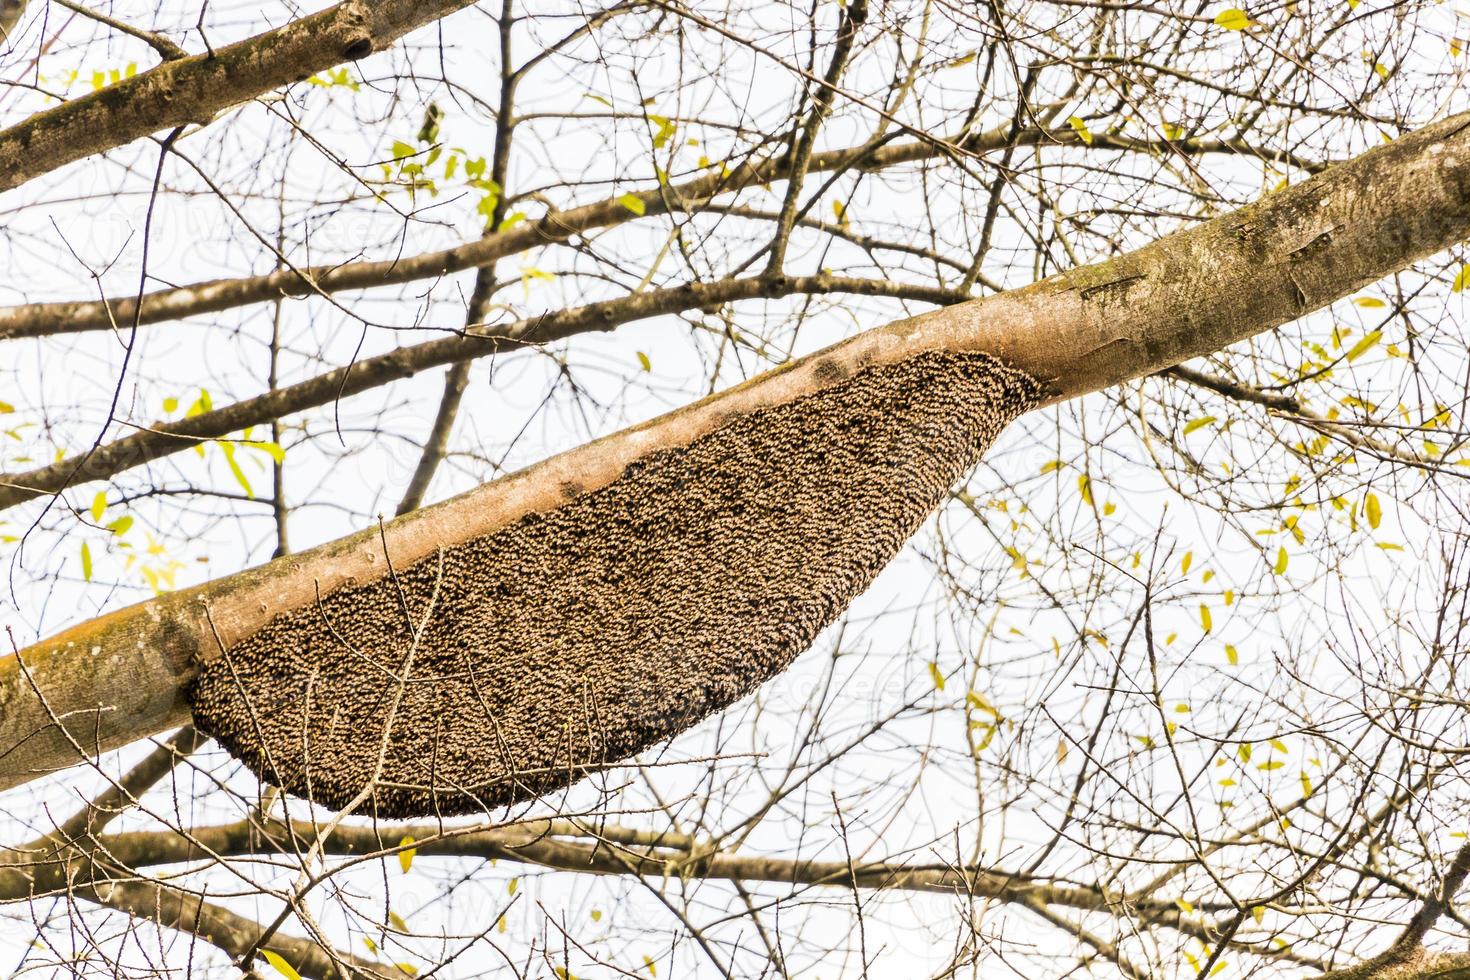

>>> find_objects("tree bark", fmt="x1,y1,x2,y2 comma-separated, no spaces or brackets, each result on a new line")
2,109,1468,794
0,0,479,194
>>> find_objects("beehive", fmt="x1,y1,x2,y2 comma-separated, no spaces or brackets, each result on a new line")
189,350,1042,818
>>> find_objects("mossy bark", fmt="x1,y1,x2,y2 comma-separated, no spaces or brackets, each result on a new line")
3,110,1470,796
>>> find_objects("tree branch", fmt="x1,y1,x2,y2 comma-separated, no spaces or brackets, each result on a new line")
0,0,481,194
0,125,1317,340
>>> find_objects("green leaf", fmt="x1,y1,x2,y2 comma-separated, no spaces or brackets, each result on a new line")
617,192,647,216
80,542,93,582
398,835,416,873
1214,8,1252,30
416,103,443,145
391,140,416,161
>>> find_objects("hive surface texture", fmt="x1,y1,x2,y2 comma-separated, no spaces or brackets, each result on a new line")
188,350,1042,818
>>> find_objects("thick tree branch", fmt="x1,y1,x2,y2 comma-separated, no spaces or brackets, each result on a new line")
1,108,1467,797
0,0,480,194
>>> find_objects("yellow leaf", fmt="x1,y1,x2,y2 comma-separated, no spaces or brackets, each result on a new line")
1040,459,1062,473
1273,546,1288,575
398,835,416,873
1225,644,1239,666
1258,760,1285,771
1365,492,1382,529
1200,604,1212,633
1300,771,1313,797
928,661,946,692
389,911,409,933
616,192,646,216
1269,738,1288,753
245,440,286,464
1103,501,1117,516
396,964,418,977
90,491,107,522
644,954,658,976
1214,7,1252,30
1183,416,1216,435
0,399,13,413
636,351,652,372
1252,906,1266,924
1377,542,1404,552
1238,743,1252,763
80,542,93,582
590,908,602,922
1224,589,1235,606
363,937,379,954
496,914,507,934
507,877,519,896
1067,116,1093,145
1353,296,1386,308
966,690,999,717
1078,474,1093,506
1181,551,1193,574
1175,897,1194,914
262,951,303,980
1344,330,1382,361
